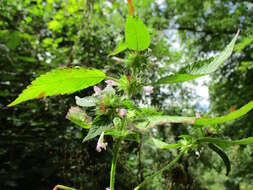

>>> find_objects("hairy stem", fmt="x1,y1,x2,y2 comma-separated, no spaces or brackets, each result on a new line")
110,119,126,190
134,151,185,190
110,136,124,190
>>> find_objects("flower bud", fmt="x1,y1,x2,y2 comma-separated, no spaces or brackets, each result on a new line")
143,86,153,94
105,80,117,86
117,108,127,118
93,86,101,95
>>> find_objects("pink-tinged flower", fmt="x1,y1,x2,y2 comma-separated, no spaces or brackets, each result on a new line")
143,86,153,94
106,188,110,190
96,132,108,152
105,80,117,86
93,86,101,95
117,108,127,118
195,113,201,118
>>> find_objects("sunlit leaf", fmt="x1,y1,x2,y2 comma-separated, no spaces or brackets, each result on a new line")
196,137,253,146
125,15,150,51
136,116,195,129
108,40,127,56
195,101,253,125
157,73,203,84
157,31,239,84
8,68,106,106
136,101,253,129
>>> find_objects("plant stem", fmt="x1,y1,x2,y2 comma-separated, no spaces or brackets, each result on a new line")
110,136,124,190
133,151,185,190
110,119,126,190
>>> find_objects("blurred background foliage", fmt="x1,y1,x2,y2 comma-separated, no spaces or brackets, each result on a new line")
0,0,252,189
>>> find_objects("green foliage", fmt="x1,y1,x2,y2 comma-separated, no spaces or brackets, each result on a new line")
8,68,106,106
208,143,231,176
157,31,239,84
109,40,128,56
125,15,150,51
138,101,253,129
195,101,253,125
235,34,253,52
3,0,253,190
83,125,111,142
196,137,253,146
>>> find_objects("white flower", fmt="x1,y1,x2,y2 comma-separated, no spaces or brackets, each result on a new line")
96,132,108,152
143,86,153,94
106,188,110,190
93,86,101,95
105,80,117,86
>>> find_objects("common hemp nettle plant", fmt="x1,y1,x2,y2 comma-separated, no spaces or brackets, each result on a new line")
8,1,253,190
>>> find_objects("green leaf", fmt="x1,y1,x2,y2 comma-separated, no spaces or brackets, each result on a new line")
66,106,91,129
193,30,239,75
208,143,231,176
83,125,111,142
125,15,150,51
136,115,195,129
8,68,106,107
195,101,253,125
234,34,253,52
151,138,181,149
108,40,127,56
196,137,253,146
75,96,97,107
157,31,239,84
157,73,203,84
137,101,253,129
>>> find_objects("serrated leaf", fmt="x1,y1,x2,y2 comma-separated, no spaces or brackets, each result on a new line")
195,101,253,125
125,15,150,51
157,73,203,84
136,116,195,129
8,68,106,106
66,106,91,129
157,31,239,84
83,125,111,142
136,101,253,129
208,143,231,176
108,40,127,56
75,96,97,107
151,138,181,149
196,137,253,146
